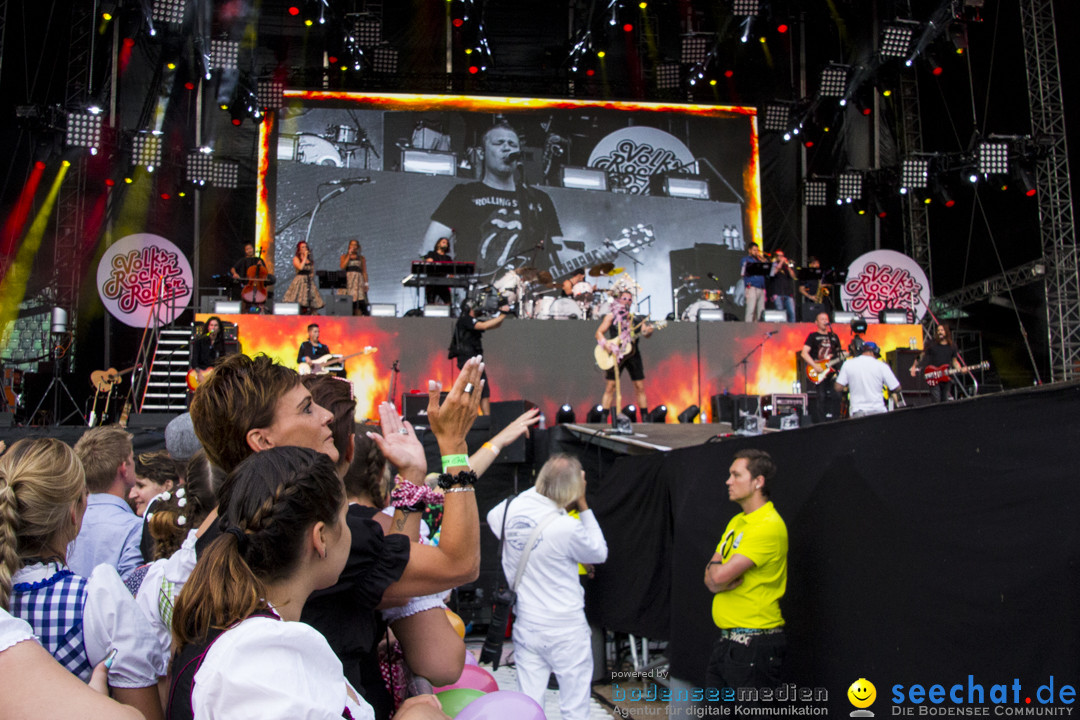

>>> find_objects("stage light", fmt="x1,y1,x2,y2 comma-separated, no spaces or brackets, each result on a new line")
556,404,576,424
678,405,700,423
778,24,788,34
186,151,214,186
681,33,710,64
132,131,163,169
621,404,638,422
879,309,909,324
423,304,450,318
1017,163,1037,197
978,141,1009,175
819,64,849,98
880,22,916,58
623,23,633,32
647,405,668,423
732,0,760,15
900,158,930,192
65,112,103,151
657,174,710,200
257,79,285,110
560,166,608,191
763,105,791,133
151,0,186,25
804,179,829,207
209,40,240,70
838,171,863,202
288,5,300,16
655,62,681,90
369,304,397,317
586,404,606,423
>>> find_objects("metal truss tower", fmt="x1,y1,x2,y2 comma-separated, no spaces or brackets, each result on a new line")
897,71,932,288
1019,0,1078,382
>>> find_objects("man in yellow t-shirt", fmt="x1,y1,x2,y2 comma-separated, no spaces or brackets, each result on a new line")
703,449,788,690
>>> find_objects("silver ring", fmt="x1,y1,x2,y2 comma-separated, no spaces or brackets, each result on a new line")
464,383,475,394
398,427,408,435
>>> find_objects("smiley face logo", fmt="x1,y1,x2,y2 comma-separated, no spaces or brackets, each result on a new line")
848,678,877,709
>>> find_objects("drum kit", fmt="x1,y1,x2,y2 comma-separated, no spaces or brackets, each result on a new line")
677,273,730,321
479,262,629,320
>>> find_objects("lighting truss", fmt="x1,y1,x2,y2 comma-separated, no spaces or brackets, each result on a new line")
901,158,930,191
151,0,186,25
763,104,791,132
256,79,284,110
977,141,1010,175
819,64,850,97
655,62,681,90
732,0,760,16
371,46,398,74
838,171,864,201
65,112,103,150
132,132,163,169
804,179,829,206
209,40,240,70
879,22,917,58
681,33,710,65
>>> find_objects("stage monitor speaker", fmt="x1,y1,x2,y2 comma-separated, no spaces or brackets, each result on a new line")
126,412,180,428
327,295,353,316
710,394,759,429
213,300,241,314
202,295,227,314
489,400,537,464
223,323,239,341
274,302,300,315
369,303,397,317
402,391,448,424
886,348,924,392
762,309,787,323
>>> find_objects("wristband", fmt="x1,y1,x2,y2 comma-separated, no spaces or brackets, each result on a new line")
441,454,470,472
437,469,479,490
444,486,475,493
482,442,500,457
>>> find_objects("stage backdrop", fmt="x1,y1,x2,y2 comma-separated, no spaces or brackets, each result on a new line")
197,314,921,421
260,92,762,319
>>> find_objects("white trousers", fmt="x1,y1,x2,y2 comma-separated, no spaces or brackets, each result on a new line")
744,285,766,321
512,616,593,720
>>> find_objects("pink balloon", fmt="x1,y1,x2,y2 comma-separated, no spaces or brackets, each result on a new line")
455,691,546,720
463,649,479,667
433,664,499,694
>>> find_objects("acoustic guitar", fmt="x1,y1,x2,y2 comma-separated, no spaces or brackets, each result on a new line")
594,320,667,371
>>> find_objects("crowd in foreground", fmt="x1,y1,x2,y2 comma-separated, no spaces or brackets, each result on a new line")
0,352,614,720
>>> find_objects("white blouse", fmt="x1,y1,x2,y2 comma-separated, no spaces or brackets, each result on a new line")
134,529,199,664
0,606,35,653
12,562,166,686
192,615,375,720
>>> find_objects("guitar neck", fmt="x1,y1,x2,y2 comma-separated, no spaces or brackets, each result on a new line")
549,245,618,281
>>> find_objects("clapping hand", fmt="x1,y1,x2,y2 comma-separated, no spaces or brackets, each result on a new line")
368,401,427,484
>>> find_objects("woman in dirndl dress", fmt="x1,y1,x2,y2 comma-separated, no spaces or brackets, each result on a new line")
338,239,369,316
284,241,325,314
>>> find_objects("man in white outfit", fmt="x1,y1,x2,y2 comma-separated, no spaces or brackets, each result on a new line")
487,454,608,720
834,341,902,417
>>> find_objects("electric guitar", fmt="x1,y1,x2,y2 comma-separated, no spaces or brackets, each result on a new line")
297,346,378,376
805,352,850,385
594,319,667,371
923,361,989,387
186,367,213,392
478,224,657,284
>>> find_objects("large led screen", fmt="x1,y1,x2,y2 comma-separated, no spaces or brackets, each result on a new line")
262,92,761,320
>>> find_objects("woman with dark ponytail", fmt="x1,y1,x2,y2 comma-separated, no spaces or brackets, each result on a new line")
168,446,445,720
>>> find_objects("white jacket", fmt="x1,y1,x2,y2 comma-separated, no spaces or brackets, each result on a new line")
487,487,608,626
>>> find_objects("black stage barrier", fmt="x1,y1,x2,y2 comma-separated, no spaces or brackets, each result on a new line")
576,382,1080,715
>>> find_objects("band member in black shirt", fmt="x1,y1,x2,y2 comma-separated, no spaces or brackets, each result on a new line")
910,324,967,402
449,298,509,415
800,312,843,422
423,236,454,306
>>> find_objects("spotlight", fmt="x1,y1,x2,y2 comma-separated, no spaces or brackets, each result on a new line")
837,171,863,202
621,404,638,422
586,404,606,423
1017,163,1037,197
879,21,917,58
655,62,681,90
209,40,240,70
372,46,398,74
900,158,930,192
65,112,103,151
763,104,792,133
681,33,710,64
677,405,700,423
556,404,576,424
132,131,163,169
732,0,760,15
647,405,668,423
151,0,186,25
256,79,285,110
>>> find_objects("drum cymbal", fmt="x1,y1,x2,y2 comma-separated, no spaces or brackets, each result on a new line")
588,262,615,277
607,267,624,276
680,273,701,282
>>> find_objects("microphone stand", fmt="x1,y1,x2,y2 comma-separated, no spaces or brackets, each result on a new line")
731,332,777,421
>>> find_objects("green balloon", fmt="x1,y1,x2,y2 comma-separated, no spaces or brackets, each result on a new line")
435,688,487,718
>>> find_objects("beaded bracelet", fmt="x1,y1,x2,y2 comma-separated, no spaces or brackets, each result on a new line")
437,469,479,490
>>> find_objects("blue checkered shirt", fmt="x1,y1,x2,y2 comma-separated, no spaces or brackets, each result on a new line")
10,561,92,680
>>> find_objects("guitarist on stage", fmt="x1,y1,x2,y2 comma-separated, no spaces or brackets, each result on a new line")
595,290,654,419
298,323,332,369
800,312,843,423
190,316,226,390
909,324,967,402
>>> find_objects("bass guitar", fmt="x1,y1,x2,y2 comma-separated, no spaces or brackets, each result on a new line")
923,361,989,387
298,346,378,376
594,319,667,371
805,352,850,385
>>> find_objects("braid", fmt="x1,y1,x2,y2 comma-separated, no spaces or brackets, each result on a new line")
343,429,388,507
147,451,218,561
0,471,21,609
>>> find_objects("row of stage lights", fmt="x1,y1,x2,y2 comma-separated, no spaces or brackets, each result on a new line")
800,137,1041,211
554,403,704,425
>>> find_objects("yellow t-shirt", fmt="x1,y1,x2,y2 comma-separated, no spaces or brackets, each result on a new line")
710,501,788,630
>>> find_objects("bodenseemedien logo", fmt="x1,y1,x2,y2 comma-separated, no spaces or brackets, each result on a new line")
849,678,878,717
